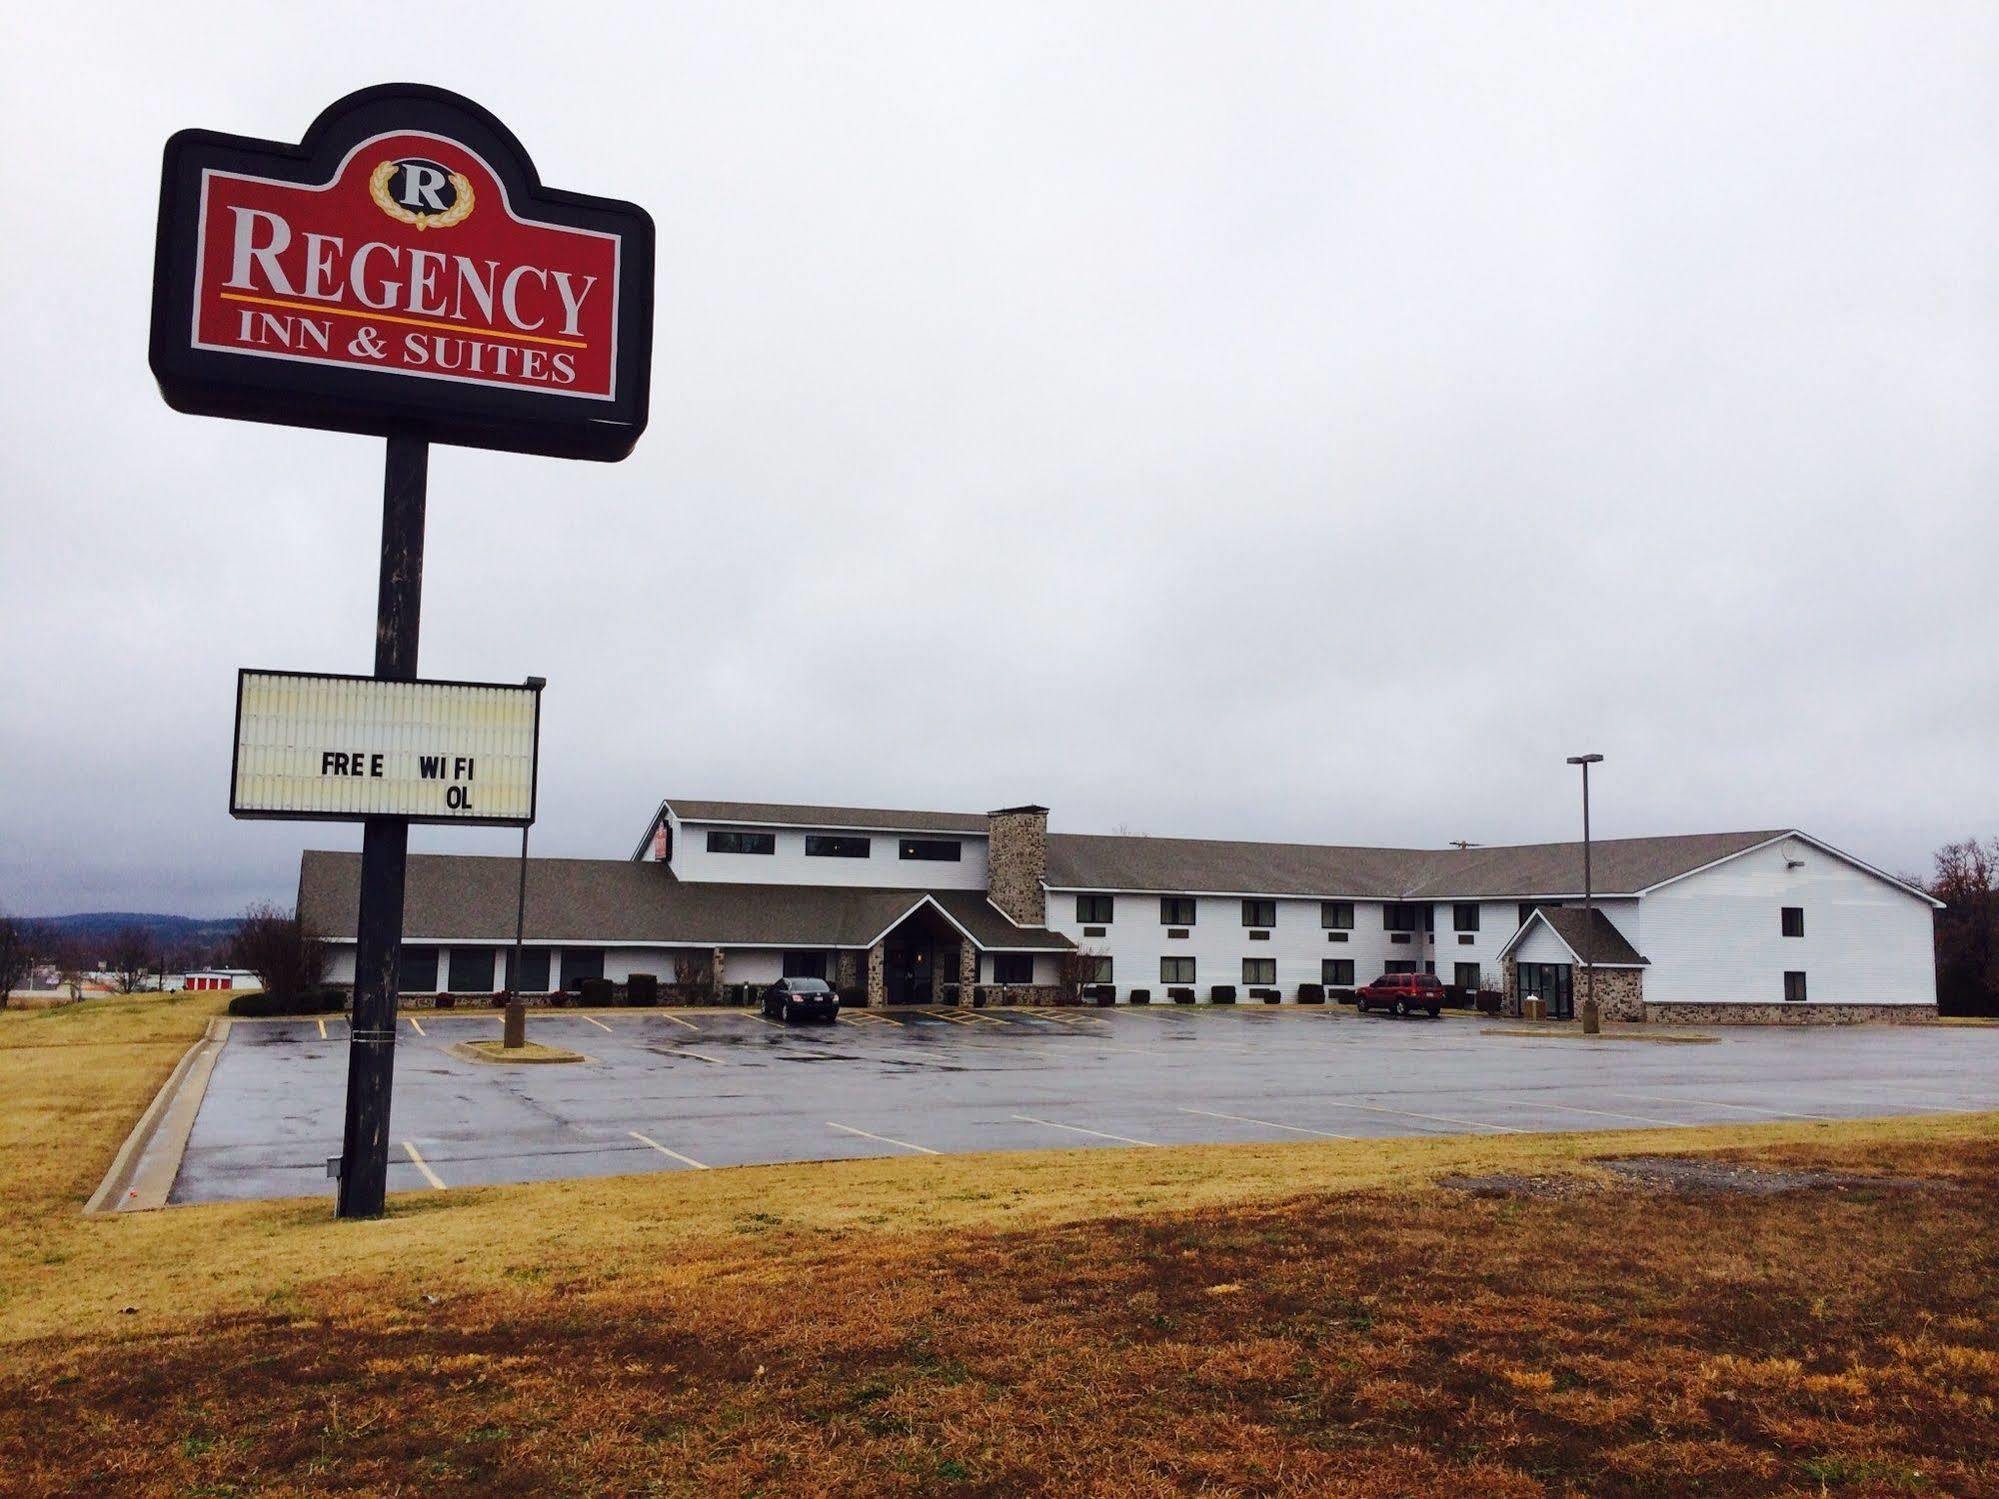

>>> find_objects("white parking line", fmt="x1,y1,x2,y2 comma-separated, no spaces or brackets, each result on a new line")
1012,1114,1159,1147
581,1015,614,1032
1323,1100,1524,1133
1179,1106,1356,1140
629,1131,709,1169
401,1141,446,1190
1484,1097,1687,1128
1611,1091,1837,1121
406,1016,426,1037
827,1121,939,1155
672,1049,729,1065
657,1012,700,1031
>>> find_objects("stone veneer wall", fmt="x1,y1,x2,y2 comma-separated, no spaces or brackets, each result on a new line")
986,806,1049,928
1647,1002,1937,1025
1501,957,1645,1020
958,944,977,1006
866,943,886,1007
977,984,1064,1007
834,951,860,994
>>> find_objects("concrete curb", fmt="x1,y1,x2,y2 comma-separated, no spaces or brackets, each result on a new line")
82,1015,230,1216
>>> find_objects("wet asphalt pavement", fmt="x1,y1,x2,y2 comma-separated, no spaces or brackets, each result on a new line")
165,1006,1999,1204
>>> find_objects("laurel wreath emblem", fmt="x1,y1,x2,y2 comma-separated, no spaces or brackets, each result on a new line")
368,161,475,231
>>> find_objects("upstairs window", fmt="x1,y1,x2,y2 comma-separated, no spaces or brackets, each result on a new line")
1781,906,1804,938
1160,897,1197,926
1241,899,1277,928
1383,903,1418,932
1784,970,1808,1002
1242,958,1276,985
1321,901,1354,930
899,838,961,862
1453,903,1480,933
805,834,871,858
707,829,775,855
1076,894,1115,924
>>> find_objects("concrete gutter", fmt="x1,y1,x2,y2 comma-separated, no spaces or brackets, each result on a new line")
83,1015,230,1216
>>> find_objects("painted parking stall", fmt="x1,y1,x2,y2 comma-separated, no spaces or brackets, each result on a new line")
164,1009,1999,1205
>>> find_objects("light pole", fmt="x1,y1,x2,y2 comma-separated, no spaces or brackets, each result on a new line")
1565,754,1604,1031
503,676,546,1050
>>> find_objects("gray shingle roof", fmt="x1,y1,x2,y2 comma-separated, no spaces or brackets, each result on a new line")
1044,829,1787,900
1517,907,1648,966
663,799,988,834
297,852,1070,951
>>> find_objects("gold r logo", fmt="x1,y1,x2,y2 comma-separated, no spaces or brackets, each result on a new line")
369,159,474,231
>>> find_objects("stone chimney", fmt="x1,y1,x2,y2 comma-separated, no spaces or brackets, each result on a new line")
986,805,1049,927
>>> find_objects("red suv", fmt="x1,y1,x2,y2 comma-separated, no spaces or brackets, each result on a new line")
1354,972,1445,1018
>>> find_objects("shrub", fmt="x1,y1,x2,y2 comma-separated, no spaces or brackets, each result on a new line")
1326,987,1357,1003
1128,988,1152,1005
1087,984,1116,1007
434,993,457,1010
576,977,614,1007
1209,985,1237,1005
838,985,867,1008
1253,987,1280,1003
1297,983,1326,1004
1169,987,1195,1004
626,972,659,1006
1476,990,1503,1015
226,984,343,1017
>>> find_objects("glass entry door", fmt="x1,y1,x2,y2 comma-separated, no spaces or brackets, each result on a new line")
1517,962,1574,1020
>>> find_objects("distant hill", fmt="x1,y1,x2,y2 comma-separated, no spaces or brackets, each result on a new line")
26,912,244,952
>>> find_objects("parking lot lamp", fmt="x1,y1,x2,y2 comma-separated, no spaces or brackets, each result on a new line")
1566,754,1604,1033
504,676,545,1050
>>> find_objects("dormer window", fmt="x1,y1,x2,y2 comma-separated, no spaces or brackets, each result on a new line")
805,834,871,858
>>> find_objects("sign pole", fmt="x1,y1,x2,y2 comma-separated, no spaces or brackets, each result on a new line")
336,434,427,1219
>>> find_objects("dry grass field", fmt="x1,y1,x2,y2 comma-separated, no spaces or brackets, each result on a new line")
3,995,1997,1495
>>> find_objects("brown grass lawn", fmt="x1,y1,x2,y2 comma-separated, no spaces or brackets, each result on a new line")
3,998,1997,1495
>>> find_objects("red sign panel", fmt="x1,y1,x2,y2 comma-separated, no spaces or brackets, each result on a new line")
193,131,621,400
152,86,653,461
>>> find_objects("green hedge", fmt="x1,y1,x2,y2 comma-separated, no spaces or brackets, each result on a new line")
227,985,345,1017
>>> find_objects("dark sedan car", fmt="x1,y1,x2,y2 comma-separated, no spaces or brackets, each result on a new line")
761,976,841,1023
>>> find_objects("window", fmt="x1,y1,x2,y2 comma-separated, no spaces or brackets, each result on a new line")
707,829,775,855
560,948,605,986
1321,901,1354,930
1160,897,1197,926
1784,970,1808,1002
993,954,1034,984
1385,960,1418,975
1089,956,1114,983
782,952,827,979
1322,958,1354,986
1241,899,1276,928
446,947,495,992
1781,906,1804,938
398,945,439,993
1383,903,1418,932
1160,956,1196,984
805,834,871,858
505,947,551,992
1454,962,1481,990
1076,894,1115,924
899,838,961,862
1424,961,1436,975
1242,958,1276,985
1453,903,1480,933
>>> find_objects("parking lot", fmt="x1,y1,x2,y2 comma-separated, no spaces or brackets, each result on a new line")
161,1006,1999,1205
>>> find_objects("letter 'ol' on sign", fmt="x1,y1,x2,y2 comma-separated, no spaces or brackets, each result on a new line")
231,669,542,826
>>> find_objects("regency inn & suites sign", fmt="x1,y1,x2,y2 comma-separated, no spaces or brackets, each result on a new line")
150,83,653,460
151,85,654,1217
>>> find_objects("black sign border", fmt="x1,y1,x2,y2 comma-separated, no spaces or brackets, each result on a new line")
151,83,653,463
229,667,544,829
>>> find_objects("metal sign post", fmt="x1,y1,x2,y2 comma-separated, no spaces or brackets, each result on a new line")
336,435,427,1217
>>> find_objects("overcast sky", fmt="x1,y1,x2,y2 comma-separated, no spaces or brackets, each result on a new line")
3,3,1995,916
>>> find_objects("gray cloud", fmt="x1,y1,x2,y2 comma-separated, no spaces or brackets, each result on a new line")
3,2,1994,915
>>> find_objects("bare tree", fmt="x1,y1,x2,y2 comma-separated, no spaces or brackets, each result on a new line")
229,902,324,1005
0,912,33,1008
1056,946,1109,1006
108,926,154,994
671,949,715,1004
1929,838,1999,1016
